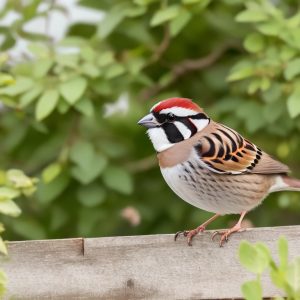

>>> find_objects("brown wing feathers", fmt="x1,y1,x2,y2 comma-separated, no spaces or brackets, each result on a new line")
196,123,290,175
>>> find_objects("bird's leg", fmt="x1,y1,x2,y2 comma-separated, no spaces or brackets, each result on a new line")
175,213,220,246
212,211,247,247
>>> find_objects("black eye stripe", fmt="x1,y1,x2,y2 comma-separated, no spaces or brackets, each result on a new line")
162,123,184,143
152,112,208,123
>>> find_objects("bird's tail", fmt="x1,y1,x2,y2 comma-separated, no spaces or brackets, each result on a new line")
270,175,300,192
282,176,300,191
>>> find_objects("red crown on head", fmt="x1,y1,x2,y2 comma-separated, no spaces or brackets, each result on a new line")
151,97,202,113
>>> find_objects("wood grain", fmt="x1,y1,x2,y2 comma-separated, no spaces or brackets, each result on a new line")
1,226,300,299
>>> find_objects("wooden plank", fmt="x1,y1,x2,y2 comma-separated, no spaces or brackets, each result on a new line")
1,226,300,299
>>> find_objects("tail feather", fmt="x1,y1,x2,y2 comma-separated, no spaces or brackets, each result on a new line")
282,176,300,191
269,175,300,192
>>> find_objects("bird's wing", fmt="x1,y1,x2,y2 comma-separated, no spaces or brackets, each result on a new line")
195,123,290,175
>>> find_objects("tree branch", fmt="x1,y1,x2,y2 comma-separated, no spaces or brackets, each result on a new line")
141,41,241,100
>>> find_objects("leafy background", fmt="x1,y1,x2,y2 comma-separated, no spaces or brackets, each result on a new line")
0,0,300,243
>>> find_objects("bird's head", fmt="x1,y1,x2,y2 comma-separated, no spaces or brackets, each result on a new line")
138,97,210,152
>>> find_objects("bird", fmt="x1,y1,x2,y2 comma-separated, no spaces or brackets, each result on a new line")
138,97,300,246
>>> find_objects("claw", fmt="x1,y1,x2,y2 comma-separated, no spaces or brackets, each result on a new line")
174,214,220,246
174,230,188,241
174,227,205,246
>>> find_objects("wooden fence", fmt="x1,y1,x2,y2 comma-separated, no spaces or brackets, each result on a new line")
1,225,300,299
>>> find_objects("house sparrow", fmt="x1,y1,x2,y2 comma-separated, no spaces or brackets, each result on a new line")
138,97,300,246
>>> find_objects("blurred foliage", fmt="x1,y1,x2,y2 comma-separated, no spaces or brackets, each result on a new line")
239,237,300,300
0,0,299,242
0,168,37,296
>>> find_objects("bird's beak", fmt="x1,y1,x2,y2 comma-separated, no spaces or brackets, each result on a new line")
137,113,158,129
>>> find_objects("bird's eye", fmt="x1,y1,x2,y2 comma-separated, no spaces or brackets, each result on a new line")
166,113,175,122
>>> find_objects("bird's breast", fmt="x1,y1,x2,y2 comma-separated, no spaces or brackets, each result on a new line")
160,159,273,214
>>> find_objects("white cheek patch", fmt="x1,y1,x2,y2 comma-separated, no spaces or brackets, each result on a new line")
192,118,209,131
147,127,173,152
174,121,191,139
160,107,197,117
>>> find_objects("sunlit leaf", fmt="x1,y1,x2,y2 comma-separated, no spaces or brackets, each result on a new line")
284,58,300,80
278,236,288,269
287,87,300,118
0,237,7,255
42,163,62,183
35,89,59,121
170,9,191,37
74,98,94,117
241,280,262,300
0,199,21,217
287,258,300,294
244,33,265,53
236,9,268,22
239,241,269,274
150,5,180,27
0,187,20,201
59,76,87,105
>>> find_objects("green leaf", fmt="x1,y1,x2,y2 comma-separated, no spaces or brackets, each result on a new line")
99,7,125,38
241,280,262,300
239,241,269,274
50,206,68,231
57,99,70,114
28,43,49,58
56,53,79,68
150,5,180,27
134,0,158,5
287,258,300,294
0,199,21,217
81,63,101,78
6,169,34,189
12,218,46,240
0,73,14,86
97,51,114,67
124,5,147,17
0,187,20,201
19,84,43,108
284,58,300,80
278,236,288,269
77,207,101,236
33,58,53,78
182,0,204,3
105,64,125,79
0,223,5,233
70,141,107,184
236,9,268,23
170,9,192,37
35,89,59,121
0,269,7,296
227,67,254,81
102,166,133,194
244,33,265,53
257,22,282,36
71,158,107,184
74,98,94,117
0,77,34,96
42,163,62,183
37,172,70,204
77,184,106,207
70,141,95,168
59,76,87,105
287,87,300,118
0,237,7,255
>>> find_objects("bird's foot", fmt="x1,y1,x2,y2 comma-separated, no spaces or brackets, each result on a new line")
212,223,244,247
174,225,205,246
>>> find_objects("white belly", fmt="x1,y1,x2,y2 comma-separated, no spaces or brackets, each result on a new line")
160,161,267,214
